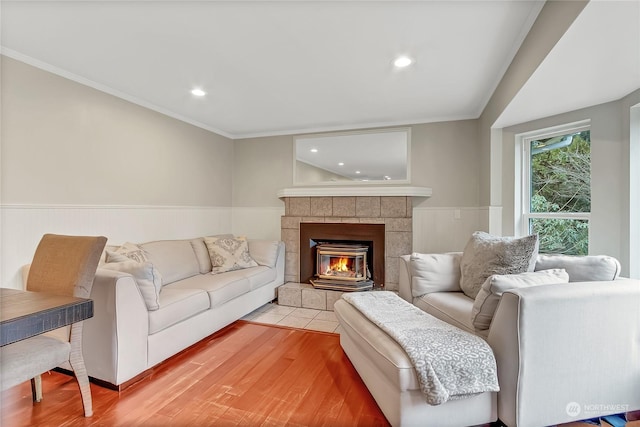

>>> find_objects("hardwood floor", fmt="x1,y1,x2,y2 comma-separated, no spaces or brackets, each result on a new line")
0,321,390,427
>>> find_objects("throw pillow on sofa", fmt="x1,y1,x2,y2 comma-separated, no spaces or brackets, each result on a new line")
102,252,163,311
470,269,569,334
204,235,258,274
108,242,149,263
190,235,234,273
459,231,539,299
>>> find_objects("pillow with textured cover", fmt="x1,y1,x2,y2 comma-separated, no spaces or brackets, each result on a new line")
107,242,149,263
204,235,258,274
471,269,569,334
103,251,163,311
459,231,539,299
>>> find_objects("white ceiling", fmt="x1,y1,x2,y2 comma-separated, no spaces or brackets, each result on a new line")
1,1,639,139
495,0,640,128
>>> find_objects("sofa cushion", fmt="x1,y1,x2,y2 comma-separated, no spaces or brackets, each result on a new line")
168,270,252,307
101,258,163,311
148,287,210,335
139,240,201,285
459,231,539,299
413,292,475,334
243,266,277,290
471,269,569,334
535,254,621,282
204,235,258,274
409,252,462,297
248,240,281,268
190,238,212,274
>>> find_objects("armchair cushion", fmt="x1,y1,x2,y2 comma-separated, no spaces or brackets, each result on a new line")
460,231,539,299
471,269,569,334
534,254,621,281
409,252,462,297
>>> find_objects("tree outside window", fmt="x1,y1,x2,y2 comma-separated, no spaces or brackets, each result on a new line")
526,130,591,255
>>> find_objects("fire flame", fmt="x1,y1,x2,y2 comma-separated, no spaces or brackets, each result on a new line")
330,257,350,272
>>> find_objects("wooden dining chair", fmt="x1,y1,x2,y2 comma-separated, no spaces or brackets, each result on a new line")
0,234,107,417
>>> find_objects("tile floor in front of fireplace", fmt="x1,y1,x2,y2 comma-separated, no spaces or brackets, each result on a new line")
241,302,340,333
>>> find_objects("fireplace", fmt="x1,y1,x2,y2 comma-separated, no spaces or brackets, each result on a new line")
299,222,385,288
280,195,417,292
311,243,374,291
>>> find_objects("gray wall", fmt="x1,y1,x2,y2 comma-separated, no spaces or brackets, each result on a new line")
1,56,233,207
232,135,293,207
500,93,639,275
478,1,588,208
232,120,481,209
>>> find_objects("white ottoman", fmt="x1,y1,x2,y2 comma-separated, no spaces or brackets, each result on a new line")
334,298,497,427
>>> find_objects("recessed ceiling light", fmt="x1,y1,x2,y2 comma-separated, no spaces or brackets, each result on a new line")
310,148,318,153
191,88,206,97
394,56,413,68
355,171,361,174
338,162,344,166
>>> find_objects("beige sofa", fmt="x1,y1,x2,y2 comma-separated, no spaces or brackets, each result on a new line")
336,251,640,427
23,237,285,389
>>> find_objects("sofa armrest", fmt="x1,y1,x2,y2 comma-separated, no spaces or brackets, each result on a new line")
82,268,149,386
488,279,640,427
272,241,285,288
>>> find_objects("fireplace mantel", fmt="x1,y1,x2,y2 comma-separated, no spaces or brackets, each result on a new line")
277,186,432,198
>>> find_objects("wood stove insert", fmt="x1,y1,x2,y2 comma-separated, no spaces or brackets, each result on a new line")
299,222,385,288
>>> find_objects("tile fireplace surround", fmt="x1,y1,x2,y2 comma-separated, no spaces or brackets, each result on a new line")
280,195,414,291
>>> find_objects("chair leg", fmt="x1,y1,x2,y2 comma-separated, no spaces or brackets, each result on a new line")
69,322,93,417
30,375,43,402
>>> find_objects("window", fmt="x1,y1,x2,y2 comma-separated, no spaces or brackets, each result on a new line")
520,123,591,255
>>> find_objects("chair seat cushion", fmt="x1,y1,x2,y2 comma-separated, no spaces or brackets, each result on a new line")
0,336,70,390
413,292,475,334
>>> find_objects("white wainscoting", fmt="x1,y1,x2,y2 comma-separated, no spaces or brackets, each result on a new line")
0,205,233,289
228,205,492,255
412,207,490,253
1,204,492,289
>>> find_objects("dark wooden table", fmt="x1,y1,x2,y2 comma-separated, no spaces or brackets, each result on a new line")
0,288,93,346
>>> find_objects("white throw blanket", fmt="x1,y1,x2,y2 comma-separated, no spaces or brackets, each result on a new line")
342,291,499,405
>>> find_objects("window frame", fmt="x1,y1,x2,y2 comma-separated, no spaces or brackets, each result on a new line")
515,120,592,250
